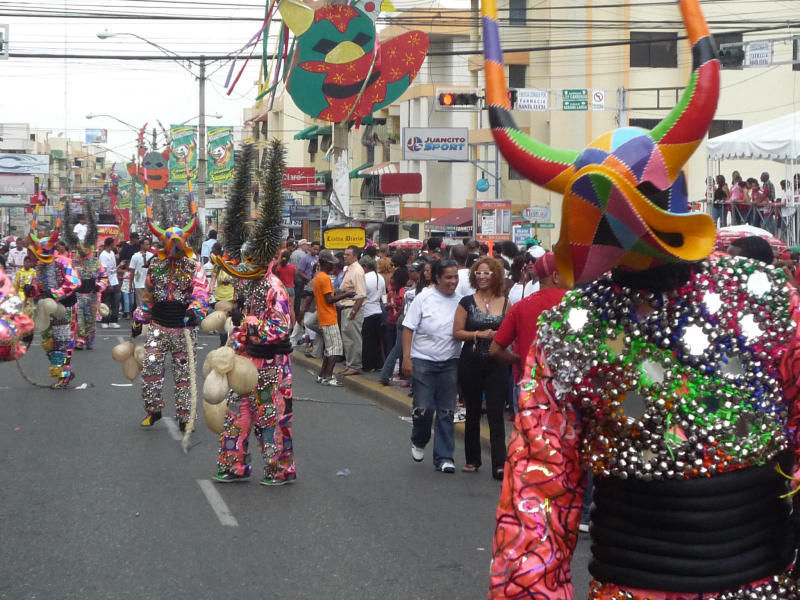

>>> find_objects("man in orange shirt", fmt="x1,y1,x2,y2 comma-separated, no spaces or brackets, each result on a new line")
312,250,354,386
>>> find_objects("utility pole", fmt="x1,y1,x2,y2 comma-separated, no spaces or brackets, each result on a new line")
198,56,207,210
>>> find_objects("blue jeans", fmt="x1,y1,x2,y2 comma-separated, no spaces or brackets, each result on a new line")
122,290,135,314
410,357,458,466
380,325,404,383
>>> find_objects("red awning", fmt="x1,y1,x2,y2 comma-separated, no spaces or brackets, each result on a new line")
424,207,473,231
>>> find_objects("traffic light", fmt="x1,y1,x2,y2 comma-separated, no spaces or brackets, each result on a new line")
435,88,481,111
507,88,518,109
719,43,744,68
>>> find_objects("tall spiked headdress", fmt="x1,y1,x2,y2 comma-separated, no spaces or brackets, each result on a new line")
482,0,719,287
27,200,63,263
63,199,99,255
144,161,198,260
212,139,286,279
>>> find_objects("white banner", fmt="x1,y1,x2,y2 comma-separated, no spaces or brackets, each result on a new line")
746,41,773,67
0,154,50,174
402,128,469,161
0,174,34,195
516,89,548,112
384,196,400,217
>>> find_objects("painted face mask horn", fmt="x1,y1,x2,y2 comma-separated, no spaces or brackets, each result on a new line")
144,163,198,260
28,200,63,263
482,0,720,287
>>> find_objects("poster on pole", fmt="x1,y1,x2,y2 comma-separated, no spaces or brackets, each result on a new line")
476,200,511,242
169,125,198,182
118,179,144,212
207,126,235,183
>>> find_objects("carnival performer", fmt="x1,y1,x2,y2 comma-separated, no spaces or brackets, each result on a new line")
63,200,107,350
132,170,209,430
211,140,296,485
482,1,800,599
28,202,80,388
14,256,37,319
0,266,35,362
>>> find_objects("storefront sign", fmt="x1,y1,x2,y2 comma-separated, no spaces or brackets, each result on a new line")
323,227,367,249
0,174,34,195
402,127,469,161
0,154,50,175
284,167,325,191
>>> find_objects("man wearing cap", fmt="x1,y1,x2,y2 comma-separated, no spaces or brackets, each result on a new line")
337,244,367,376
290,239,309,268
312,249,355,385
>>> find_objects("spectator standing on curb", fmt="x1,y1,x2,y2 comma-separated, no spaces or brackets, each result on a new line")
337,245,367,376
200,229,217,264
380,262,419,385
6,239,27,281
453,244,475,298
452,257,509,479
312,250,354,386
402,259,462,473
99,237,121,328
275,251,296,298
360,255,385,371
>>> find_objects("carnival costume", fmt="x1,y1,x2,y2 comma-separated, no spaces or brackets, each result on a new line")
28,203,81,388
63,201,107,350
212,141,296,485
482,1,800,598
0,267,34,362
132,170,209,429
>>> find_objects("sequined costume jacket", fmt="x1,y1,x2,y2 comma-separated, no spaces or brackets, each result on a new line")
489,256,800,600
73,255,108,298
35,256,80,301
133,256,209,325
230,272,292,352
0,267,34,361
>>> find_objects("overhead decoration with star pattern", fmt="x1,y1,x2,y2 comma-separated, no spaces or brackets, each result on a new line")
278,0,429,123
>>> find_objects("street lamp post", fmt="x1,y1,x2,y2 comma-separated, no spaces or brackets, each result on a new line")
96,31,212,208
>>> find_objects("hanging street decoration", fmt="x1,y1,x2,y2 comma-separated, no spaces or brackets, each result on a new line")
278,0,429,123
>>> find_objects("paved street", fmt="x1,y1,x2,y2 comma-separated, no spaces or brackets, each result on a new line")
0,330,590,599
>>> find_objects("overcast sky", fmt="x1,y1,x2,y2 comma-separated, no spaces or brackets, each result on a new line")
0,0,438,163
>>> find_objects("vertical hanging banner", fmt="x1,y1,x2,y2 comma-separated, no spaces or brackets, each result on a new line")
169,125,198,182
118,179,144,212
207,126,235,183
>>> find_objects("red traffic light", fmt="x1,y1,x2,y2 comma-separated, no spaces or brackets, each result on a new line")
440,93,455,106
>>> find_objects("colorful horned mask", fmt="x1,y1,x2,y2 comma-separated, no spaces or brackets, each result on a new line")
27,201,63,263
482,0,719,287
126,123,172,191
144,168,197,261
279,0,429,123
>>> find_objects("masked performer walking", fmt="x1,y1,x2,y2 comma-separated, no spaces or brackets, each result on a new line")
63,201,107,350
212,140,296,485
132,173,209,430
483,1,800,598
28,202,80,388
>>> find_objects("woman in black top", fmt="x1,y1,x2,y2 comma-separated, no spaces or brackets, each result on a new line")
452,257,509,479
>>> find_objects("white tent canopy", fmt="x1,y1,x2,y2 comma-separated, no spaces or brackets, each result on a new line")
706,111,800,163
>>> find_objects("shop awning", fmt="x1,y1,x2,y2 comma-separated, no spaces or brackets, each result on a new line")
358,162,399,176
424,207,474,232
294,125,319,140
349,162,374,179
316,170,332,184
316,125,332,137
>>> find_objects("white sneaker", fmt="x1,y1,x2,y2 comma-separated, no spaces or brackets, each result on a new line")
110,322,120,329
579,523,590,533
411,445,424,462
101,323,109,329
438,461,456,474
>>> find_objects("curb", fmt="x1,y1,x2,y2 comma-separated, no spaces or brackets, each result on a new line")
291,351,495,451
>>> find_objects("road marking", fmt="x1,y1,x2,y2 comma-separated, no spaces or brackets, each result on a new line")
163,418,183,441
111,383,133,387
196,479,239,527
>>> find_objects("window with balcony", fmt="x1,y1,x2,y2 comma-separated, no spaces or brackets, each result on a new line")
509,0,526,25
630,32,678,68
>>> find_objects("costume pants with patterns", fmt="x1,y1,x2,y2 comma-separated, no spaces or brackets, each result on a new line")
217,353,295,482
141,322,197,423
41,305,77,380
75,292,98,348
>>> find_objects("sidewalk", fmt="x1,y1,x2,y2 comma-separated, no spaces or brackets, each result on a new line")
291,350,497,450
